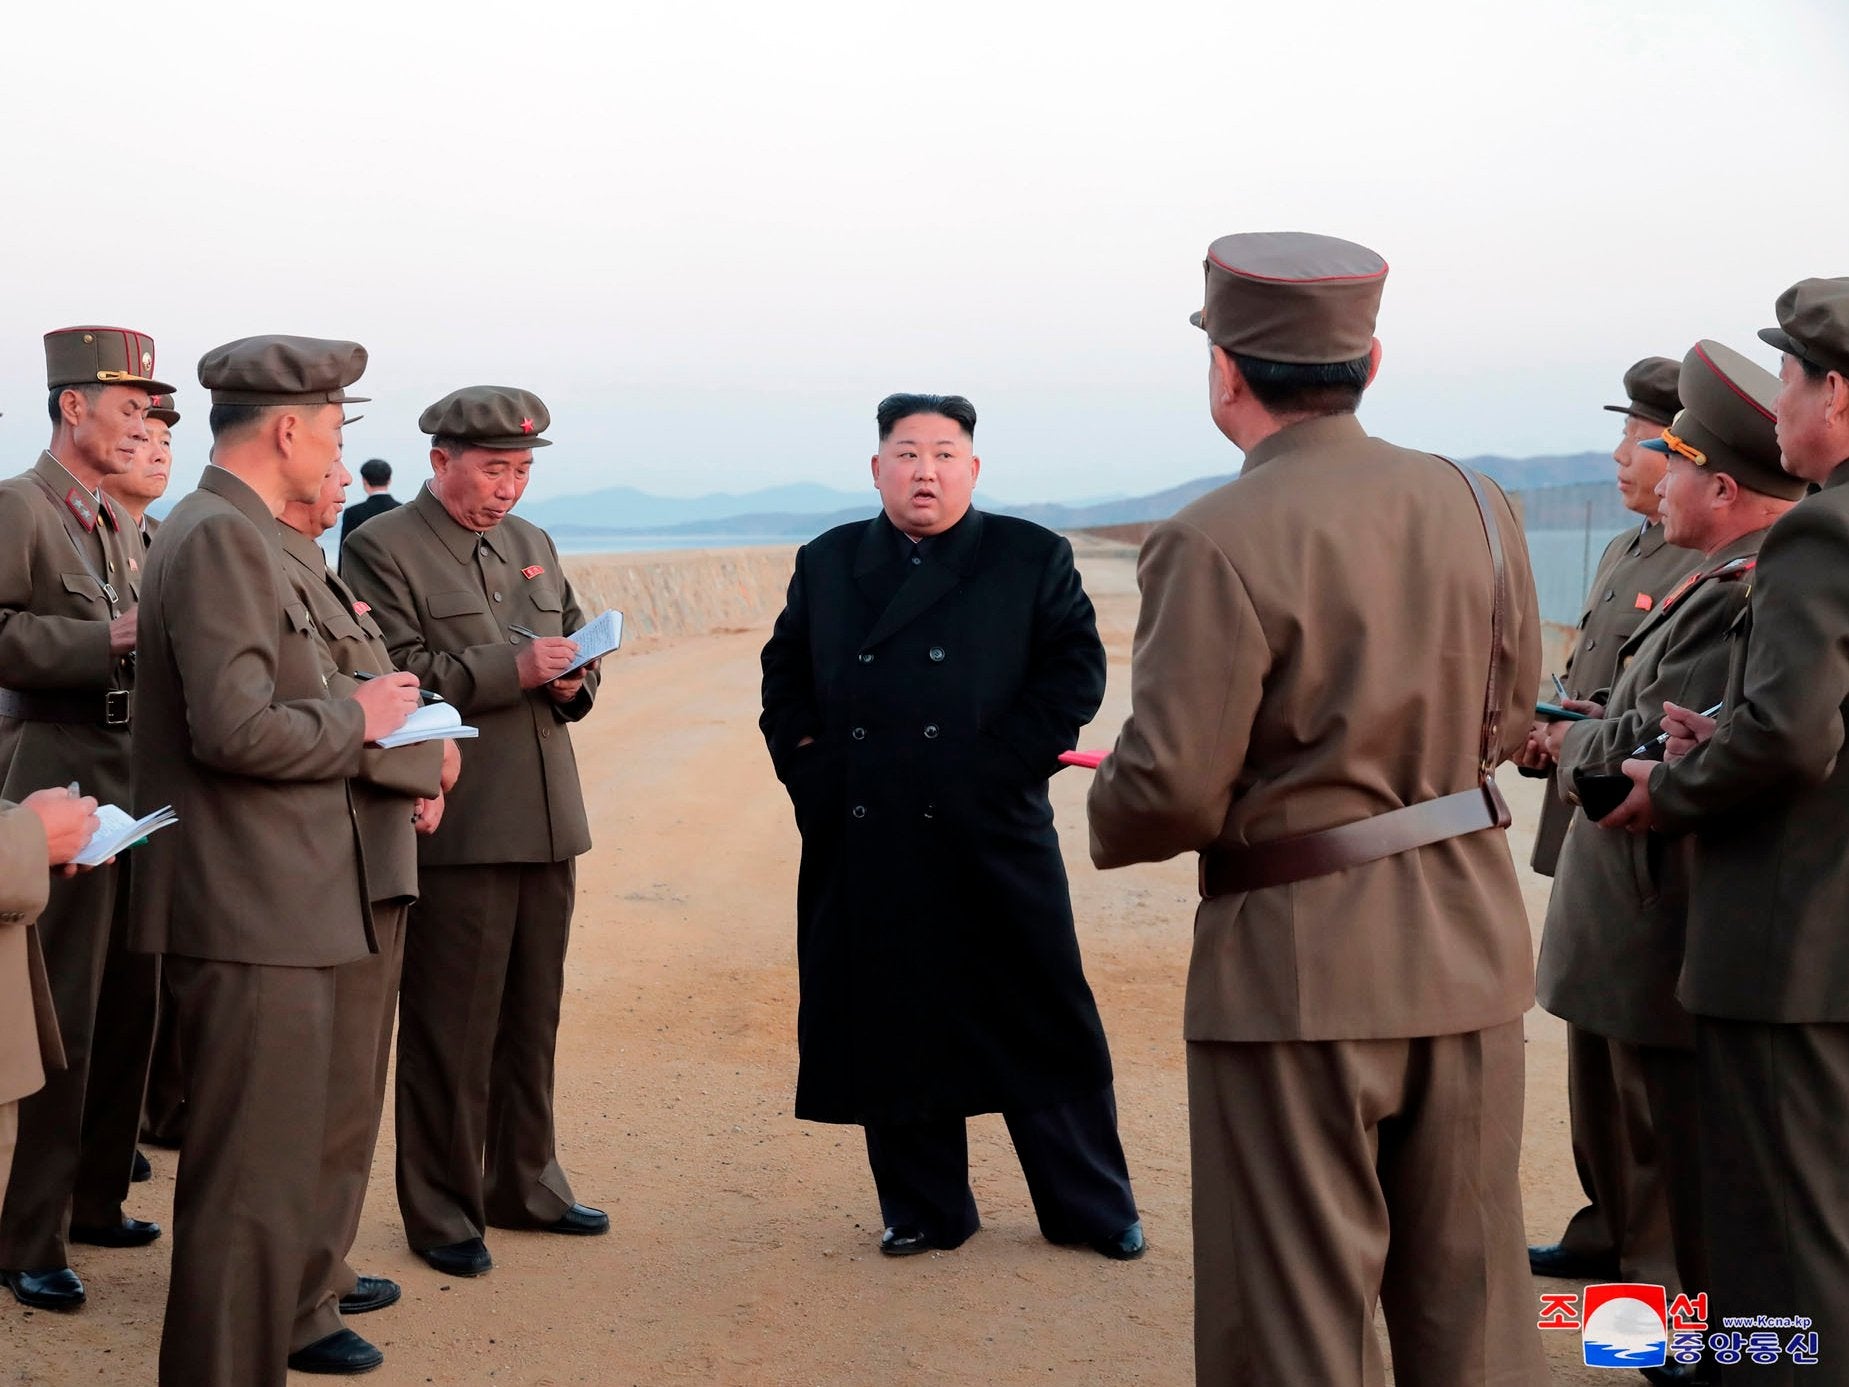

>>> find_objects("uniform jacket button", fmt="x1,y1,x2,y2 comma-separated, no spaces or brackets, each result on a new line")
851,726,866,740
851,804,868,819
858,652,874,664
928,646,945,662
923,723,939,738
1603,591,1615,601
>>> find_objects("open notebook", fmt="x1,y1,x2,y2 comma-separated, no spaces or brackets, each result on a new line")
75,804,179,867
376,701,480,749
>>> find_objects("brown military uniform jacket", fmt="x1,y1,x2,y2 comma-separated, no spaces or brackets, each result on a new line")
341,484,596,867
278,525,442,905
1536,532,1763,1048
129,466,373,966
1530,521,1701,875
0,453,138,805
0,803,59,1105
1652,466,1849,1022
1088,413,1542,1041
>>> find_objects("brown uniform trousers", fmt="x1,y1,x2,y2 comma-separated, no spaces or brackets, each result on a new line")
279,525,441,1349
1088,415,1546,1386
1538,532,1766,1302
1,802,57,1211
342,485,597,1250
1650,467,1849,1383
1532,520,1699,1288
0,453,145,1274
130,466,373,1387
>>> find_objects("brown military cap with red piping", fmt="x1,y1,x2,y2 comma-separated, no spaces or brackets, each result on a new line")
419,386,552,449
197,335,370,414
45,325,176,395
1758,277,1849,378
147,393,180,426
1641,340,1807,501
1602,357,1681,426
1189,231,1388,364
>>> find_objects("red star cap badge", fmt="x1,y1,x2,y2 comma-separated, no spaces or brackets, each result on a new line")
520,417,535,433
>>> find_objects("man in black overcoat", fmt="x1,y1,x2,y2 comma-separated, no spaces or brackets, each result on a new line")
760,392,1142,1261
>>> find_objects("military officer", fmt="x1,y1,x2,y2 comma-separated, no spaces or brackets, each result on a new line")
3,788,101,1207
0,327,168,1311
1603,278,1849,1382
71,390,180,1237
275,452,452,1371
759,393,1142,1261
1536,343,1804,1335
342,387,607,1278
1520,356,1703,1287
130,334,420,1387
1087,232,1547,1386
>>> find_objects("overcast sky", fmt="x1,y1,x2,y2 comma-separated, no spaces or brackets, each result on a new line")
1,0,1843,506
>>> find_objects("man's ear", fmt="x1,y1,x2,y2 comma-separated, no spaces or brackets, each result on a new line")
968,456,980,487
1828,370,1849,428
869,455,882,489
1712,471,1741,509
1364,337,1384,387
57,387,85,428
1210,345,1241,404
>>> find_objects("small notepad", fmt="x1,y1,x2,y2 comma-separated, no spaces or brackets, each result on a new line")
75,804,179,867
562,611,623,675
376,701,481,748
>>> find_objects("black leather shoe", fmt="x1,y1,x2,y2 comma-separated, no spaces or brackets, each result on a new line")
1527,1242,1619,1279
69,1217,161,1248
542,1203,610,1235
337,1274,401,1315
879,1226,936,1256
1089,1220,1147,1261
286,1328,384,1375
1,1267,86,1311
130,1150,152,1183
418,1238,492,1277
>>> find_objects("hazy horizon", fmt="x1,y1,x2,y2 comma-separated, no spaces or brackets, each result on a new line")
3,0,1843,508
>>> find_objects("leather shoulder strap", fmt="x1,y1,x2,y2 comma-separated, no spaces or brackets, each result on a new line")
1432,456,1509,782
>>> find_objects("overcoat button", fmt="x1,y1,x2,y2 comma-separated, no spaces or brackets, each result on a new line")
928,647,945,662
911,555,922,566
858,652,875,664
923,724,939,738
493,593,504,602
852,804,868,819
851,727,866,740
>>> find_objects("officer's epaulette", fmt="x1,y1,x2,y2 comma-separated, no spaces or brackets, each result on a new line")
1710,555,1756,581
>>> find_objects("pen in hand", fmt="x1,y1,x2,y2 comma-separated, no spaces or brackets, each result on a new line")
1551,673,1569,700
352,670,444,704
67,781,81,797
1628,702,1723,757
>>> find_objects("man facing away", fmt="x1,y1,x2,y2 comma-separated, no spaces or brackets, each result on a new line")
0,327,166,1312
760,392,1142,1262
342,388,607,1279
130,333,420,1387
338,457,398,550
1518,355,1701,1288
1087,232,1547,1386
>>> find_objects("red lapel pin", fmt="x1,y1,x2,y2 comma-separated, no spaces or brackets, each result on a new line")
522,564,544,579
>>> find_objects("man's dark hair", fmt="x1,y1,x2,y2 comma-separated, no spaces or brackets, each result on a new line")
1797,352,1833,385
1227,352,1372,417
359,458,392,487
208,403,271,441
47,383,106,425
876,393,977,442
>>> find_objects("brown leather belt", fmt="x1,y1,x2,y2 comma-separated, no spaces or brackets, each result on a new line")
1199,781,1511,895
0,687,132,728
1199,455,1514,899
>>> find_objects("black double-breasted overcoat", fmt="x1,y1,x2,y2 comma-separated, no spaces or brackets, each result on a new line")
760,508,1114,1125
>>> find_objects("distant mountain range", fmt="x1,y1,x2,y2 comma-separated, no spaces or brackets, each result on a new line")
526,450,1619,539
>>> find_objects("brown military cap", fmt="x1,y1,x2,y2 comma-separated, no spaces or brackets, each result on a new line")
1641,340,1807,501
1758,277,1849,378
1189,232,1388,364
1602,356,1681,426
45,325,176,395
147,392,180,426
197,335,370,408
419,386,552,449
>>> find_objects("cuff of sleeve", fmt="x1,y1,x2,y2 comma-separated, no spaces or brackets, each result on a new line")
471,643,525,713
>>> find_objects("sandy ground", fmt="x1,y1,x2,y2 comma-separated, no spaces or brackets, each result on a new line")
6,539,1617,1385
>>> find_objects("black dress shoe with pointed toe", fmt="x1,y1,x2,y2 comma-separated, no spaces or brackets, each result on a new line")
69,1216,162,1248
1089,1220,1147,1261
418,1238,492,1277
1,1267,86,1311
1526,1241,1620,1279
286,1328,384,1375
337,1274,402,1315
543,1203,610,1235
130,1149,152,1183
879,1226,935,1256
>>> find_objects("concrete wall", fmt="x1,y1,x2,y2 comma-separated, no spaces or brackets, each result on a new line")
562,547,799,646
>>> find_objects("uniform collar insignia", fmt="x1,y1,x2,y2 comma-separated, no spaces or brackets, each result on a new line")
64,487,97,532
